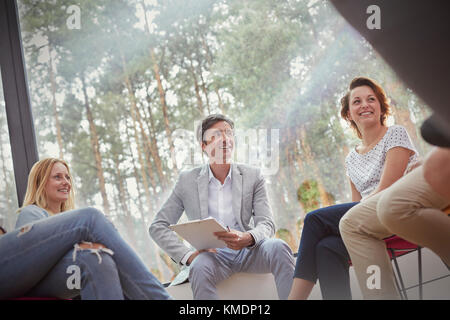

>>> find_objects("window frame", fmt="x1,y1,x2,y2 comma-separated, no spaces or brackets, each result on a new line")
0,0,39,207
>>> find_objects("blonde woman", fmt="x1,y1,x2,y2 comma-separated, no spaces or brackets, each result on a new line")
0,158,171,300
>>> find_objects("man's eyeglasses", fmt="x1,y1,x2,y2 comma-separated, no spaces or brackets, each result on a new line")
203,128,235,142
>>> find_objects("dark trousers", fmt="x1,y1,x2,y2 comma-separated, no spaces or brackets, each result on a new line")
294,202,359,300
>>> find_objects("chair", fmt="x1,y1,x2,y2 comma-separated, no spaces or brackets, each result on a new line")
343,235,421,300
383,235,421,300
386,205,450,300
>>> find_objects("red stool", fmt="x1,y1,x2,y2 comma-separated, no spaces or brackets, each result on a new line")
383,235,421,300
384,206,450,300
346,235,422,300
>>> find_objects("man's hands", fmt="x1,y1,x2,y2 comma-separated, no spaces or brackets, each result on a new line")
186,229,255,265
214,229,255,250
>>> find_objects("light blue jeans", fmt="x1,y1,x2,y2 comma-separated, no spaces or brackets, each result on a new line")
0,207,171,300
188,238,295,300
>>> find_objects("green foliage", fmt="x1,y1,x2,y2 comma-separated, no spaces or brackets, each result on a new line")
297,179,320,213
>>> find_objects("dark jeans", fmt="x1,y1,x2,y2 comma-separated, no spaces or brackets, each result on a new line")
294,202,359,300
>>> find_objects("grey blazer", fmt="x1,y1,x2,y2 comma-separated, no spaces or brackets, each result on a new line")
149,163,275,265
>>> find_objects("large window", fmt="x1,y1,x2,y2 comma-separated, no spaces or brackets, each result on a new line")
0,69,19,232
15,0,432,283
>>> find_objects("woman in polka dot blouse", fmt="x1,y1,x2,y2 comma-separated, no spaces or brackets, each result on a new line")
289,77,419,300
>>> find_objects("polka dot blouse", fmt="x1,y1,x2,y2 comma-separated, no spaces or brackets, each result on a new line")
345,125,419,199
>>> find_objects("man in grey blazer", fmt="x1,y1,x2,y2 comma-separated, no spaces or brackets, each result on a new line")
150,114,295,300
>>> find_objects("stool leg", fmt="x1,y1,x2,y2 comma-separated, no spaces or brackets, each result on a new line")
418,247,423,300
443,259,450,271
392,267,405,300
390,249,408,300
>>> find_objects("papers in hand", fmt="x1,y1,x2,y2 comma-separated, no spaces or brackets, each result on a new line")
169,217,228,250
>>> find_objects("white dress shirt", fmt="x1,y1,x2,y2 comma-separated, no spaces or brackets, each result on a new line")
181,165,242,265
207,165,242,231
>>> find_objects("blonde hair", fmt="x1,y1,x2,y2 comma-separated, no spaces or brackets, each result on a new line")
21,158,75,214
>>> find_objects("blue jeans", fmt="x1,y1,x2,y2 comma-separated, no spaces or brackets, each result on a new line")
0,207,171,300
294,202,359,300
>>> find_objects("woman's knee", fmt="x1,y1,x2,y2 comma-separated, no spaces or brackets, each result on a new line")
74,248,117,272
76,207,104,223
304,204,351,229
303,210,320,227
77,207,116,231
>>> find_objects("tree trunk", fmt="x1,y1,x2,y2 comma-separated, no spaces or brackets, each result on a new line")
331,117,351,179
200,34,225,113
81,76,110,215
189,59,204,116
125,122,163,275
126,116,167,280
150,48,178,174
292,130,305,174
274,170,288,211
121,87,166,281
298,125,333,207
113,152,130,217
193,43,211,114
199,71,211,114
126,88,154,210
144,84,166,188
117,48,158,193
47,41,64,160
141,0,178,172
283,129,299,206
285,128,297,178
113,152,138,250
125,123,146,216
